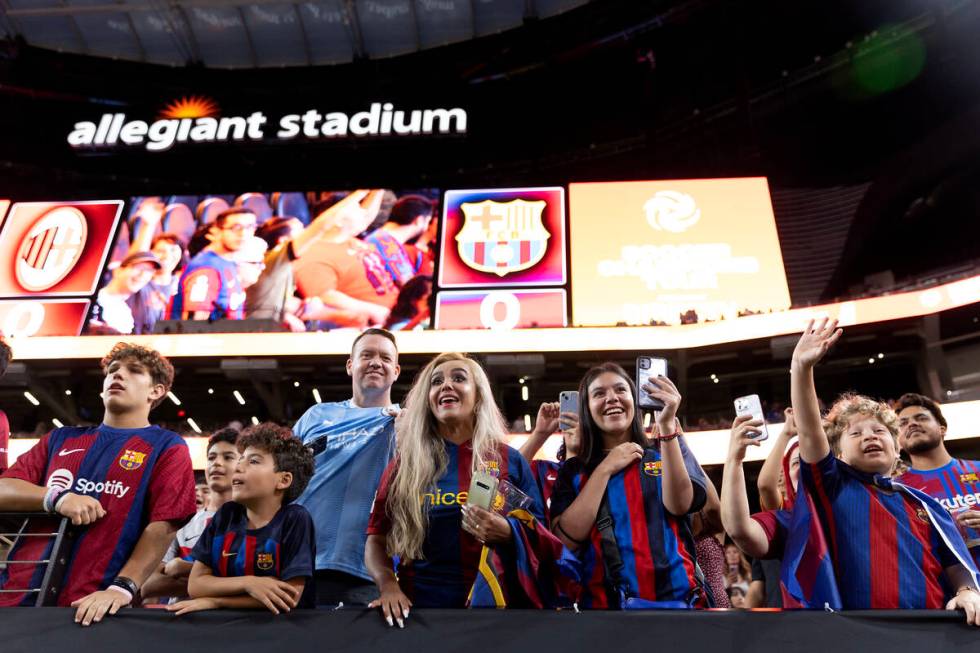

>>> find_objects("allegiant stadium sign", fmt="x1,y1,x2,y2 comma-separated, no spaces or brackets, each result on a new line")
66,102,467,152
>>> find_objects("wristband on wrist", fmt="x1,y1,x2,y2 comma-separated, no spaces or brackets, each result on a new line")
43,487,67,513
656,432,681,442
53,491,71,514
106,584,134,604
109,576,139,605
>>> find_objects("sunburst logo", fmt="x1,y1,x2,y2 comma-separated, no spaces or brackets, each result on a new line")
159,96,219,120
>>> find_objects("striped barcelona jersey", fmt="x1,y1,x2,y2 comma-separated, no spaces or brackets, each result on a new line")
898,458,980,567
191,502,316,608
0,425,196,606
802,452,959,608
367,441,544,608
169,250,245,320
529,459,561,523
550,447,707,609
365,230,418,287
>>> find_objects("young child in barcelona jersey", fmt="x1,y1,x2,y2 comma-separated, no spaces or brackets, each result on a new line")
141,427,240,603
781,319,980,623
0,343,196,626
168,423,316,614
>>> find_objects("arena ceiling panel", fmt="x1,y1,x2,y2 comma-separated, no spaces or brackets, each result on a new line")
0,0,588,68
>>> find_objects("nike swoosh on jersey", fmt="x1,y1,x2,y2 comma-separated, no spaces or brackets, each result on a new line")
222,551,238,557
58,449,85,456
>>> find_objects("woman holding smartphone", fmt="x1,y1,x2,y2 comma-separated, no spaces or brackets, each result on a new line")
551,362,708,608
364,353,544,626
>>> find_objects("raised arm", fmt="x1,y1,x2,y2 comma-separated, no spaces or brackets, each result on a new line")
757,407,796,511
644,376,694,515
790,319,841,464
720,415,772,559
128,198,165,256
519,402,560,461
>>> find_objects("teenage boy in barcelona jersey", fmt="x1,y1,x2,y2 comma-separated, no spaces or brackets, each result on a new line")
0,343,197,625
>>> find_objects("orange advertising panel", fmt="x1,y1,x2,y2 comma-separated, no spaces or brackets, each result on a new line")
568,178,791,326
0,200,124,298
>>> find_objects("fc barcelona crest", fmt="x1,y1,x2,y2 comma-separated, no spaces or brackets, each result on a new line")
456,199,550,277
960,473,979,484
118,449,146,471
643,461,662,477
256,552,275,571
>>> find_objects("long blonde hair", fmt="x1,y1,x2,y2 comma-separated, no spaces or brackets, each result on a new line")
386,353,506,559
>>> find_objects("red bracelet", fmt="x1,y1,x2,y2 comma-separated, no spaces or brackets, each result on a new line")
656,432,681,442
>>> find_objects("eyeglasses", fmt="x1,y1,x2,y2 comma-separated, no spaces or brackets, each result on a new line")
223,223,257,233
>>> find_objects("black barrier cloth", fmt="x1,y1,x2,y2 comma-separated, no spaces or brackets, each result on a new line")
1,608,977,653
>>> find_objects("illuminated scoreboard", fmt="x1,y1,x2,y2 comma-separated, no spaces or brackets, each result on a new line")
0,200,124,337
435,187,567,329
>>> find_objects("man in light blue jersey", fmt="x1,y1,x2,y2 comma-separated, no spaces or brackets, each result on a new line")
293,328,400,606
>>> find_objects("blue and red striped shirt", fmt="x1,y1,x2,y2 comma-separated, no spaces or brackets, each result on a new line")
367,440,543,608
898,458,980,568
801,452,958,608
0,424,196,606
529,459,561,523
191,501,316,608
550,447,707,608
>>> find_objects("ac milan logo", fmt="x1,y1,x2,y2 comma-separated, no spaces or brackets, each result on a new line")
15,207,88,292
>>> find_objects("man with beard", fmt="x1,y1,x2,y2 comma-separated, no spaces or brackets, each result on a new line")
895,392,980,567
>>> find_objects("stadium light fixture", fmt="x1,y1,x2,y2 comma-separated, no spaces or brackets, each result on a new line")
208,388,214,394
187,418,202,434
523,414,532,432
65,389,72,396
251,416,260,426
52,418,64,428
312,388,322,404
294,381,300,387
24,391,39,406
521,385,529,401
167,391,182,406
233,390,246,405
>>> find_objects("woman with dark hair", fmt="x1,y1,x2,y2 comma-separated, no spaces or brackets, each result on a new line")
550,362,708,608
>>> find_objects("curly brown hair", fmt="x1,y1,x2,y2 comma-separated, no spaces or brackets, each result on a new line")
237,422,314,504
100,342,175,409
824,393,898,456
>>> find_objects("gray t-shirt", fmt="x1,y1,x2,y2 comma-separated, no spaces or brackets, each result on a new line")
245,241,295,319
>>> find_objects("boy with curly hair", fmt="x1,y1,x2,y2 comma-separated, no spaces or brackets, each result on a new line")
0,342,196,625
785,319,980,624
170,422,316,614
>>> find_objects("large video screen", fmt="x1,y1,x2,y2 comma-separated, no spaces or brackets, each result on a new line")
568,177,792,326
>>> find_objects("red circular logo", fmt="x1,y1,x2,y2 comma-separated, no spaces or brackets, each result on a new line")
15,206,88,291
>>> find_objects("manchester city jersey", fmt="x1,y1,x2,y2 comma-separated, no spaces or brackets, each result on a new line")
293,400,397,579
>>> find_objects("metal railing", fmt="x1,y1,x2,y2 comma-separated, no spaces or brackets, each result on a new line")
0,513,73,607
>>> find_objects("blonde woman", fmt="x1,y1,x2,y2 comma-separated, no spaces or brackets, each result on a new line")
364,353,544,626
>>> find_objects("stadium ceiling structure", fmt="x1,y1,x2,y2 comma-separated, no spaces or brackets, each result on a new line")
0,0,587,68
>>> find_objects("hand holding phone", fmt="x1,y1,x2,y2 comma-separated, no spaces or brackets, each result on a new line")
637,356,668,410
734,394,769,441
559,391,579,430
466,472,499,510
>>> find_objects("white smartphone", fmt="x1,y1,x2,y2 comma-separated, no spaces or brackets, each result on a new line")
636,356,668,410
734,394,769,441
559,391,578,430
466,471,499,510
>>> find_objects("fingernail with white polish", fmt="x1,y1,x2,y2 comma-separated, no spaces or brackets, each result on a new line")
386,615,393,627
